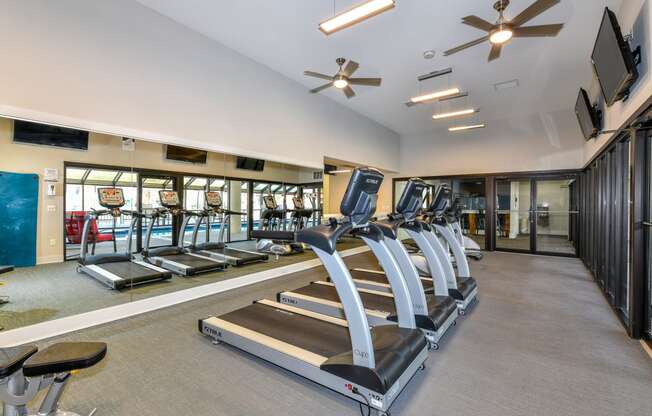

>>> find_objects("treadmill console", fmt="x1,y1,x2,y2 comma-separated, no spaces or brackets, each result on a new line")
340,167,383,226
292,196,305,210
428,185,451,216
395,179,426,221
205,191,223,208
97,188,126,208
159,191,181,208
263,195,278,209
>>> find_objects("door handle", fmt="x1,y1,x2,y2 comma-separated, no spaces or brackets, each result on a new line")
643,221,652,227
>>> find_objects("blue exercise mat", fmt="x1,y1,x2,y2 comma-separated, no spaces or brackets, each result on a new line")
0,171,39,267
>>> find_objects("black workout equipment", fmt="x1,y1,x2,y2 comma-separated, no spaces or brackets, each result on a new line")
190,191,268,266
0,342,107,416
77,187,172,289
252,194,303,256
143,190,227,276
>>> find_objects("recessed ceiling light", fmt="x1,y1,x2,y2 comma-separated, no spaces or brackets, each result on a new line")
423,50,436,59
410,88,460,104
449,124,486,132
432,109,477,120
319,0,395,35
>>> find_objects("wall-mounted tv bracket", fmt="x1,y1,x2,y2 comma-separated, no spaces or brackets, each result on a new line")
623,33,642,66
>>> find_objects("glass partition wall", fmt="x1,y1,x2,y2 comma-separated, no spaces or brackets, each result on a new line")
393,173,577,256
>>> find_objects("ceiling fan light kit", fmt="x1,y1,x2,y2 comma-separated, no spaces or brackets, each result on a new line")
449,123,487,132
304,57,382,99
444,0,565,61
432,108,477,120
319,0,395,35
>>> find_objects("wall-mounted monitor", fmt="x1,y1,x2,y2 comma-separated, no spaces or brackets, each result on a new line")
575,88,600,140
13,120,89,150
591,7,639,107
165,145,207,164
236,157,265,171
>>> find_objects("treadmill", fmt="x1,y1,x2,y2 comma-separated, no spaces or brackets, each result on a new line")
143,190,227,276
281,178,458,349
200,168,428,415
190,191,268,266
352,184,479,315
78,187,172,289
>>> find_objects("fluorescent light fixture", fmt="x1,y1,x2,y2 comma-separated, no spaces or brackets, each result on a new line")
448,124,486,132
329,169,353,174
410,88,460,104
319,0,395,35
432,108,477,120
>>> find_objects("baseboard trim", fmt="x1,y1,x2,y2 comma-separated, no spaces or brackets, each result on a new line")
37,255,64,265
0,245,370,346
642,340,652,360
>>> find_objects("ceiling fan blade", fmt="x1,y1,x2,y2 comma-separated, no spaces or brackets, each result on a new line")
488,43,502,62
348,78,382,86
341,60,359,77
310,83,334,93
511,0,561,27
461,15,495,32
304,71,334,81
444,35,490,56
513,23,563,37
343,86,356,99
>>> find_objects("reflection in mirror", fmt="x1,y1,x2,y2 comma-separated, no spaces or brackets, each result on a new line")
1,114,335,332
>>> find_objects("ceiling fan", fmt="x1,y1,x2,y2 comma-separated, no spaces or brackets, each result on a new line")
304,58,382,99
444,0,564,62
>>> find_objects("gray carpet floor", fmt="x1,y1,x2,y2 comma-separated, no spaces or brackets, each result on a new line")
0,239,364,330
19,252,652,416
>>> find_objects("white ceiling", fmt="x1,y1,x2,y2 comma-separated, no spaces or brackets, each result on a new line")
136,0,622,137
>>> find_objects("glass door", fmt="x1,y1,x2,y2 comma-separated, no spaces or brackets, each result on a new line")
495,178,532,252
534,178,577,255
645,136,652,340
138,174,176,251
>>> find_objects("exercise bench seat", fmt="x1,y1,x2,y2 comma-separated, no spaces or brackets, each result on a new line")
22,342,107,377
0,345,38,378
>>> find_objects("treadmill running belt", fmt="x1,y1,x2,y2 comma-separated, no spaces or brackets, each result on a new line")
219,302,351,358
163,254,223,271
351,269,434,289
100,262,168,280
292,283,397,315
221,247,265,260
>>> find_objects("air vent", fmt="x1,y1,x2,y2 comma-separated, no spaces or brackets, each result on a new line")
494,79,519,91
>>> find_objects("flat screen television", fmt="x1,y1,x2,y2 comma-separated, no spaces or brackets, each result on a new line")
591,7,639,107
575,88,600,140
236,157,265,171
13,120,89,150
166,145,207,164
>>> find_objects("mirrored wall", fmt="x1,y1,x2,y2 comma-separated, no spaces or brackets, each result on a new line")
0,116,336,331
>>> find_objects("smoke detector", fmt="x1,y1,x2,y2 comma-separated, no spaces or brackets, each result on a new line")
423,50,436,59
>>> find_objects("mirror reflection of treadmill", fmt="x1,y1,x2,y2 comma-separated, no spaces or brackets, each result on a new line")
143,190,227,276
77,188,173,290
191,191,268,266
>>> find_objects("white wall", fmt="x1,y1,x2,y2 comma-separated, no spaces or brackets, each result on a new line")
0,0,399,171
584,0,652,164
399,110,584,177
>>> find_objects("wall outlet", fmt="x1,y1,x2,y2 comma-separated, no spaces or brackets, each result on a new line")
47,205,56,212
49,238,56,246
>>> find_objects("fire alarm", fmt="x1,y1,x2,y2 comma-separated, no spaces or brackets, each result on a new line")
423,50,436,59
